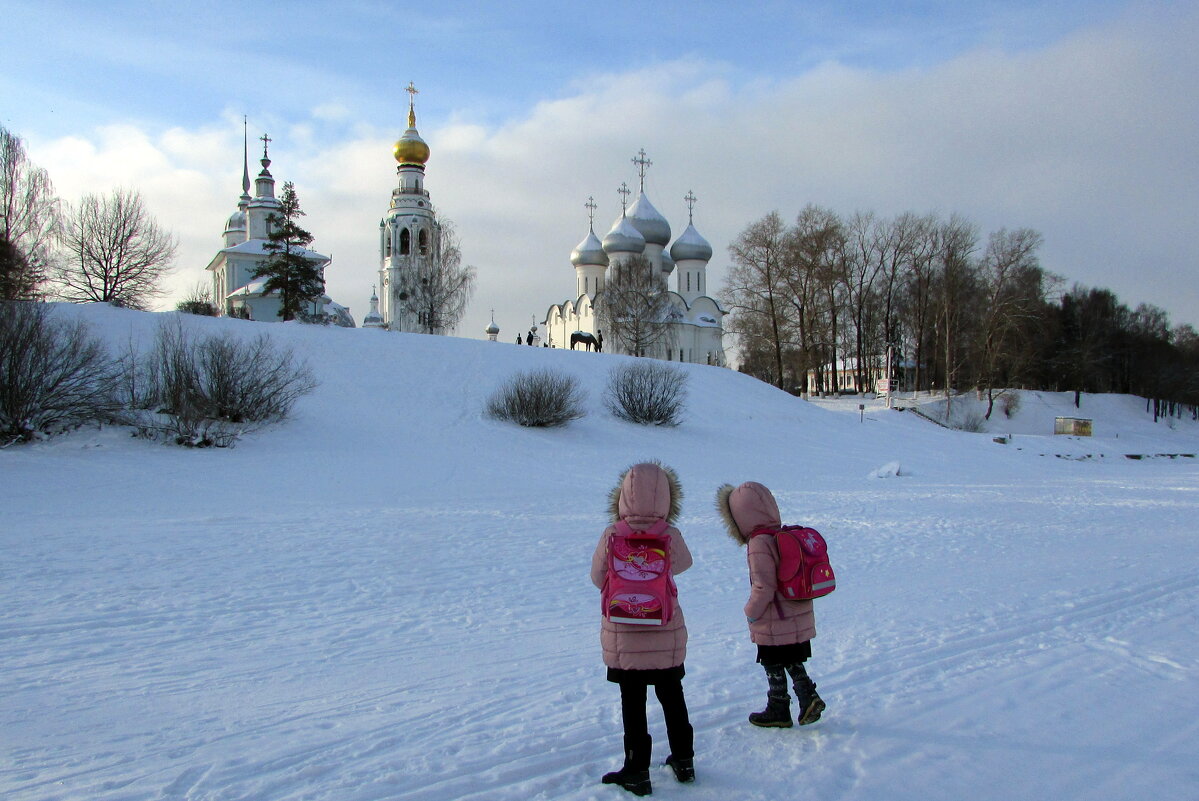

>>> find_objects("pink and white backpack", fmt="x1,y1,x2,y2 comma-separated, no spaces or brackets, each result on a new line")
752,525,836,600
602,518,676,626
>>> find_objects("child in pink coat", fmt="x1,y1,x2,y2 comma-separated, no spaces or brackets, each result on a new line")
717,481,827,727
592,462,695,795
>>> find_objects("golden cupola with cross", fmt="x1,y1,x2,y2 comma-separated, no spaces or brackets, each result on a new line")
393,82,430,166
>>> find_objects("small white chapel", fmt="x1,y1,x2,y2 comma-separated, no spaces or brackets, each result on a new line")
206,130,352,325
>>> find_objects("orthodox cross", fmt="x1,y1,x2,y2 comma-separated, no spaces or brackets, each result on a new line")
585,196,597,230
405,81,420,124
684,190,697,224
618,182,631,215
632,148,652,191
259,133,272,159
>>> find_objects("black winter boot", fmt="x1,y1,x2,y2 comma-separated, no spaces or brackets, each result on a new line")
748,665,793,728
602,735,652,796
787,662,826,725
664,754,695,783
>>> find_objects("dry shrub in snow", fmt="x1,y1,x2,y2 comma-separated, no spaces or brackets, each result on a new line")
604,361,687,426
124,319,317,447
1001,392,1022,418
486,368,584,427
0,301,119,445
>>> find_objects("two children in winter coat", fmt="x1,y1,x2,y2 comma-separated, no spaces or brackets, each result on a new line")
593,464,826,796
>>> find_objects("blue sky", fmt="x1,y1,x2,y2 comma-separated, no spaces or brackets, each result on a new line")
3,0,1196,340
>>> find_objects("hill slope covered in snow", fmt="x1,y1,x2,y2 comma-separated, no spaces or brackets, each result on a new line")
3,304,1198,801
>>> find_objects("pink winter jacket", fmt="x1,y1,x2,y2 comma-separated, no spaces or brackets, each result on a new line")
591,463,692,671
717,481,816,647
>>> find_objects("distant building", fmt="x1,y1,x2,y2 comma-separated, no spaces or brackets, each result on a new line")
542,151,726,365
374,84,455,333
206,129,351,325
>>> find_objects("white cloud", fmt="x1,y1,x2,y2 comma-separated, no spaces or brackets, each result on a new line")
22,8,1199,340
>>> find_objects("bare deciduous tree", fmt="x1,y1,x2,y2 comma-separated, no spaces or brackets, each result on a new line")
932,215,980,417
599,254,675,358
393,217,476,334
721,212,793,387
1,126,60,300
973,228,1048,418
56,188,177,310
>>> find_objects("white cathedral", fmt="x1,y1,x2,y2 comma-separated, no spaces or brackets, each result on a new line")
207,132,352,326
542,151,726,365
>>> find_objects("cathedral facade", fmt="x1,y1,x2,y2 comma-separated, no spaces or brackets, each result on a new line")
206,132,351,325
542,152,726,365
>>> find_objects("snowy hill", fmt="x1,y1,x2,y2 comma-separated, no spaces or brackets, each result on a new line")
3,304,1198,801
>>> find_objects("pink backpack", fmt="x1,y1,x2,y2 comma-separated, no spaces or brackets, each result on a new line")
752,525,836,600
602,518,675,626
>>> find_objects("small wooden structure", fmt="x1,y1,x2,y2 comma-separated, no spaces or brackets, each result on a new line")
1054,417,1093,436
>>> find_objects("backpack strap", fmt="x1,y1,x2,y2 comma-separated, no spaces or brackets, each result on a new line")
747,524,788,617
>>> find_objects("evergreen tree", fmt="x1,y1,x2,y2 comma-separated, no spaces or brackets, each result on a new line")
252,182,323,321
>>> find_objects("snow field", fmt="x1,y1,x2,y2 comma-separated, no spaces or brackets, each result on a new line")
2,304,1198,800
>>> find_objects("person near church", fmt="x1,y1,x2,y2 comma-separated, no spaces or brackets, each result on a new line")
591,462,695,796
716,481,827,728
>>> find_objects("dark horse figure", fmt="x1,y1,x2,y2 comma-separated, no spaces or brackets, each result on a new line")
570,331,603,352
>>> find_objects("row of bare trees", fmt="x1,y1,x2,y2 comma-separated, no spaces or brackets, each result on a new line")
2,125,177,309
722,207,1199,413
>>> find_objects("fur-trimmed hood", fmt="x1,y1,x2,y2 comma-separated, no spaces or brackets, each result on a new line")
608,461,682,526
715,481,781,545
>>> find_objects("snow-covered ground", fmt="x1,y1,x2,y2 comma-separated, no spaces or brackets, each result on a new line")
3,304,1197,801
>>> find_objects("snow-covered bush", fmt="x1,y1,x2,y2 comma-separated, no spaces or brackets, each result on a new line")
123,319,317,447
486,368,584,427
0,301,119,445
604,361,687,426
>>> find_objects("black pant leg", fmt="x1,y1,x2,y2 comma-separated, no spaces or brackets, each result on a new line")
653,679,694,760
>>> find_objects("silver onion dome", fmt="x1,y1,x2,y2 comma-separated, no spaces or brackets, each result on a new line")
223,210,247,234
570,230,609,267
670,223,713,262
627,192,671,246
660,250,676,275
602,216,647,254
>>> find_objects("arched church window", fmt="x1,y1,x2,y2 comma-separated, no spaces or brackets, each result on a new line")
686,273,691,292
400,229,411,255
385,231,392,257
419,229,429,256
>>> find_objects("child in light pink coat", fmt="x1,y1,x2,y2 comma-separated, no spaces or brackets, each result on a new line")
717,481,827,727
592,462,695,795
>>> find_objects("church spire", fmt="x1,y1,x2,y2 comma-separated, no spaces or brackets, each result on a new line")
241,116,251,198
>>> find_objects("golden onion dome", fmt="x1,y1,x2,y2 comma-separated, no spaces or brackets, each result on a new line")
393,106,430,165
